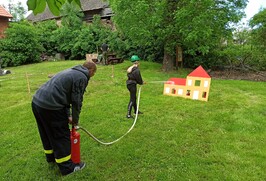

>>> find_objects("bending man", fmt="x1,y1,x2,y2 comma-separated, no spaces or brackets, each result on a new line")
32,61,97,176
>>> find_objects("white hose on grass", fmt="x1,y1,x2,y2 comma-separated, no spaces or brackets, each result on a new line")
148,81,174,84
78,86,142,145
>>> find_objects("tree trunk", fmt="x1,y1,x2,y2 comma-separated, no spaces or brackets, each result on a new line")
160,0,177,72
162,47,175,72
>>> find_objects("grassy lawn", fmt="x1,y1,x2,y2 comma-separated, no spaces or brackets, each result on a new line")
0,60,265,181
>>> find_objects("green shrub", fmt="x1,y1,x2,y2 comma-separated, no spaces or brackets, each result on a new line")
0,21,44,67
35,20,58,56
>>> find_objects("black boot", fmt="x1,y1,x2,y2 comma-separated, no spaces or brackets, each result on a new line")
126,115,134,119
61,162,86,176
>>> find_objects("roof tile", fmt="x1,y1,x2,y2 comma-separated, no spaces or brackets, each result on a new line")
167,78,187,85
0,5,13,18
27,0,109,22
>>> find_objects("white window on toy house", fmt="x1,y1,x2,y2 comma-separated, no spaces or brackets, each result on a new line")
204,80,209,88
178,89,183,95
193,91,199,100
165,87,170,93
188,79,192,86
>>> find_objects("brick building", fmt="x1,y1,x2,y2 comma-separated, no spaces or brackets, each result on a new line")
0,5,13,38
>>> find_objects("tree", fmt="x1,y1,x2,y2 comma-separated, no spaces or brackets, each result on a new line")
5,1,26,22
51,2,84,59
27,0,248,71
220,28,252,69
249,8,266,70
249,8,266,50
109,0,247,71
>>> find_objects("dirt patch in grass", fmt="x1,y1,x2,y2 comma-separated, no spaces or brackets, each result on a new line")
208,70,266,82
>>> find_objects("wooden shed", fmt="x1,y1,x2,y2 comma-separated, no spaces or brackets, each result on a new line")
26,0,113,26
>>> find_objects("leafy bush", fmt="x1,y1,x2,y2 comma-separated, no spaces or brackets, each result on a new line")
52,27,75,59
35,20,58,56
51,14,129,60
0,21,44,67
70,16,111,59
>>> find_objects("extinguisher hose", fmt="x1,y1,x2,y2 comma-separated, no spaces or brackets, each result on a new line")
77,86,142,145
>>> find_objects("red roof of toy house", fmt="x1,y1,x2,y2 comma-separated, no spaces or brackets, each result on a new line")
166,78,186,85
0,6,13,18
188,65,210,78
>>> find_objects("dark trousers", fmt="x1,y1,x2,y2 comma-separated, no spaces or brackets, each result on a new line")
32,102,75,175
127,84,137,116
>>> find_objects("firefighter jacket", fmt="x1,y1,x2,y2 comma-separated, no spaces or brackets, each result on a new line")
32,65,90,124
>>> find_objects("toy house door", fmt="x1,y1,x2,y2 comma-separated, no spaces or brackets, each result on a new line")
193,91,199,100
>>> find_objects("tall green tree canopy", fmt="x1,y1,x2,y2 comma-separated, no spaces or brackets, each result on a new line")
27,0,248,71
109,0,248,71
249,8,266,48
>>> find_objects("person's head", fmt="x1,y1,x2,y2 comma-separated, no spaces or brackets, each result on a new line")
83,61,97,77
130,55,140,65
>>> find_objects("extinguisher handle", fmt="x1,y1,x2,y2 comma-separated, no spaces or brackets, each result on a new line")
72,125,76,133
72,125,80,132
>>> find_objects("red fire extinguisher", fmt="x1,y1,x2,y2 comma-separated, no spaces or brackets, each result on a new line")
71,126,80,164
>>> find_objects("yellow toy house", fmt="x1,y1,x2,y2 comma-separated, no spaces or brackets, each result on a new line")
163,66,211,101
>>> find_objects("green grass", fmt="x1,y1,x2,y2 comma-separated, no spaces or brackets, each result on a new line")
0,60,265,180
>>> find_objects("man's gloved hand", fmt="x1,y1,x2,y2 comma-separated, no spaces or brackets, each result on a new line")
68,116,73,124
69,117,79,130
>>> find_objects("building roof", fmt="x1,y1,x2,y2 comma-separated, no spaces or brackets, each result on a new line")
166,78,187,86
27,0,110,22
188,65,211,78
0,5,13,18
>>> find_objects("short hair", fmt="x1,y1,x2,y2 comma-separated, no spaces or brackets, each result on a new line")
83,61,97,71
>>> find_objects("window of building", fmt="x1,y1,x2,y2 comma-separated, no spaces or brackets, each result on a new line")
188,79,192,86
202,92,207,98
204,80,209,87
195,80,201,86
172,88,176,94
186,90,191,96
178,89,183,95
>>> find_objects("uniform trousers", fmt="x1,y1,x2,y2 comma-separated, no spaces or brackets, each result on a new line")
127,83,137,116
32,102,75,175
